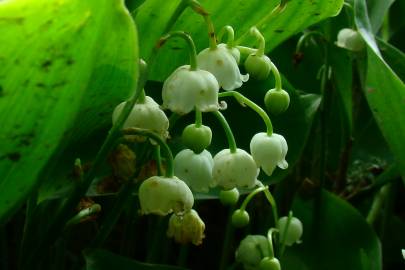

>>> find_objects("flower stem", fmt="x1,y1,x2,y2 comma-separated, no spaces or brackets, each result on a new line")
236,45,257,55
240,186,268,211
212,111,237,153
295,31,325,54
123,128,174,178
269,61,282,91
188,0,217,49
219,206,236,270
267,228,277,258
263,188,279,226
159,31,198,70
217,25,235,47
250,27,265,56
154,145,163,176
195,108,203,127
279,210,293,257
219,91,273,135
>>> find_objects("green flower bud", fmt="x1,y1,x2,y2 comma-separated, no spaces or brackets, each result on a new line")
236,235,271,270
259,257,281,270
232,209,250,228
278,216,303,246
336,28,365,52
264,89,290,115
174,149,214,193
198,44,248,91
212,148,259,189
167,209,205,246
219,188,240,206
112,96,169,140
244,54,272,80
139,176,194,216
162,65,219,115
181,124,212,153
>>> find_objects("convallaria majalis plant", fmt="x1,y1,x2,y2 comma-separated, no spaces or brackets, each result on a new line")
70,1,302,269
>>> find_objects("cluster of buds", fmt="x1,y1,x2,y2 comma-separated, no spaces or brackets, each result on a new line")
235,214,303,270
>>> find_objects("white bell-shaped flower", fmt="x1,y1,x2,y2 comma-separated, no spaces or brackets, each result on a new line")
197,44,248,91
250,132,288,176
336,28,365,52
212,148,259,189
112,96,169,140
167,209,205,246
162,65,219,115
218,43,240,64
174,149,214,192
139,176,194,216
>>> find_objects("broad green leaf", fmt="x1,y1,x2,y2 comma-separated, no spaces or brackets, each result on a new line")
84,249,188,270
364,50,405,183
377,38,405,82
354,0,380,56
354,0,405,183
366,0,395,33
282,190,382,270
0,0,138,223
135,0,344,81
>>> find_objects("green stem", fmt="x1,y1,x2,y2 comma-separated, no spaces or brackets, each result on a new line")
219,91,273,135
269,61,282,91
188,0,217,49
217,25,235,47
263,188,279,226
236,45,257,55
65,204,101,228
279,210,293,257
195,108,202,127
240,186,268,211
90,182,136,248
159,31,198,70
212,111,237,153
250,27,265,56
267,228,277,258
295,31,325,53
155,145,163,176
219,207,235,270
138,89,146,103
177,244,189,267
123,128,174,177
366,184,390,225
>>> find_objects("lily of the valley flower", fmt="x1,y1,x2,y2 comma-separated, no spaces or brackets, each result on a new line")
218,43,240,64
138,176,194,216
250,132,288,176
112,96,169,140
162,65,219,115
174,149,214,192
336,28,365,52
197,44,248,91
167,209,205,246
212,148,259,189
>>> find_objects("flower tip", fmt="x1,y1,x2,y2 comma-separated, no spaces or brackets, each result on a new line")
278,159,288,170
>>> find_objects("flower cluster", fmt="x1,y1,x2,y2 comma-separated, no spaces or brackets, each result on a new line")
110,2,296,253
